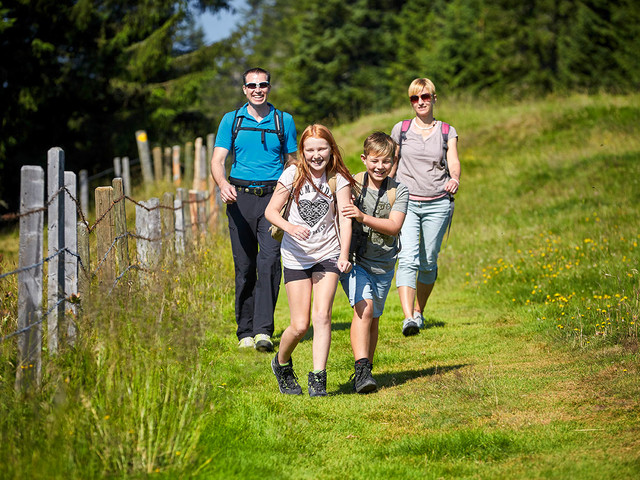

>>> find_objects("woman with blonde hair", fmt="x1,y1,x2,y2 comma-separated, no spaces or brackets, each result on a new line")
265,124,356,396
390,78,461,336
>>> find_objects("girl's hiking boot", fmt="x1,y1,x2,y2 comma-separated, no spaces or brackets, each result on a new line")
307,370,328,397
271,354,302,395
351,360,377,394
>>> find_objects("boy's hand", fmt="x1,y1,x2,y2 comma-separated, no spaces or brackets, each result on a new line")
287,224,311,241
337,257,352,273
341,204,364,223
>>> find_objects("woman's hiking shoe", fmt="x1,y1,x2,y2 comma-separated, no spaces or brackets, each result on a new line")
350,361,377,394
413,311,426,329
271,354,302,395
402,318,420,336
238,337,255,348
308,370,328,397
254,334,273,352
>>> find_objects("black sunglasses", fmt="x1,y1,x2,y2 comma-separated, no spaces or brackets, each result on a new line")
409,93,433,103
244,82,270,89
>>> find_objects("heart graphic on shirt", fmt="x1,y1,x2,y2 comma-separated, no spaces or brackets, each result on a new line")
299,199,329,227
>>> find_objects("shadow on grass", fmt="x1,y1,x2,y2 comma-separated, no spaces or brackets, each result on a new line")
333,363,468,395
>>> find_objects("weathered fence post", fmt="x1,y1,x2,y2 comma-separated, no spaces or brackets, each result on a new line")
95,186,116,288
136,198,161,273
192,137,202,191
174,189,185,260
161,192,175,263
135,130,154,184
188,190,199,241
122,156,131,196
16,166,44,391
47,147,65,354
184,141,194,187
79,169,89,220
180,188,193,251
113,157,122,178
172,145,181,185
163,147,172,182
197,191,207,237
63,171,78,345
112,178,129,281
77,220,91,303
152,146,163,185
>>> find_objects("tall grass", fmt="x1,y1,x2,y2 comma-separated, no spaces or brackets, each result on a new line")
0,93,639,479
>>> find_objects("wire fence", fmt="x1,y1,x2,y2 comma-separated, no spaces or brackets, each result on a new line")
1,134,221,391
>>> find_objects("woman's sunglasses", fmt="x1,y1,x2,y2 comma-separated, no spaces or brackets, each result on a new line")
245,82,270,89
409,93,433,103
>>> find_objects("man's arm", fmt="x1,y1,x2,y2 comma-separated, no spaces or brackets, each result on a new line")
210,146,237,204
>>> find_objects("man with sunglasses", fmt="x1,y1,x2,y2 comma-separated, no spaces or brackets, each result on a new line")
211,67,297,352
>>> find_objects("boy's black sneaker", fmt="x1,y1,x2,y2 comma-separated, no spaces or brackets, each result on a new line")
308,370,328,397
351,361,377,394
271,354,302,395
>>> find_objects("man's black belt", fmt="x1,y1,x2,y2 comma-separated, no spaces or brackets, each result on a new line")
229,177,277,197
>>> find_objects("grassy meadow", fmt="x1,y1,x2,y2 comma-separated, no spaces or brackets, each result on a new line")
0,93,639,479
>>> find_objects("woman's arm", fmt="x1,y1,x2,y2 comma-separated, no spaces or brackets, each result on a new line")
265,183,311,241
335,186,353,273
444,137,460,194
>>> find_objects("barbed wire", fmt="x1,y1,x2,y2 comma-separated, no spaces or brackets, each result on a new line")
0,295,70,344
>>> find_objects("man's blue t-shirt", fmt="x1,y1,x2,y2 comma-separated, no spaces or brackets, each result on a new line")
215,102,297,182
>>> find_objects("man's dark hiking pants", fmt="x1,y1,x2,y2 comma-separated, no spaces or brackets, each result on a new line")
226,189,281,340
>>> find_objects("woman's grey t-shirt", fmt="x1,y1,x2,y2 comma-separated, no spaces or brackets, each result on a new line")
353,177,409,275
390,120,458,197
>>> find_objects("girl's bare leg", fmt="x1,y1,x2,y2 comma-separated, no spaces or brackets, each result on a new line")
278,278,312,364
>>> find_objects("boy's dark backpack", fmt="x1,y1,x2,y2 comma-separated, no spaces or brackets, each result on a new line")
398,120,450,176
230,108,287,163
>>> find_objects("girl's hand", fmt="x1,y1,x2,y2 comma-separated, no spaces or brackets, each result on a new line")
288,224,311,241
444,178,459,194
341,204,364,223
337,257,352,273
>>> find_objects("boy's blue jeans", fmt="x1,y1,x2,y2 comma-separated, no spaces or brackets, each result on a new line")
396,197,453,289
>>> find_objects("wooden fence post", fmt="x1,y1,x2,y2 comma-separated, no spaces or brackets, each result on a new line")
152,146,163,184
135,130,154,184
181,188,193,251
122,156,132,196
163,147,172,182
192,137,203,192
184,141,194,187
63,171,78,345
47,147,65,354
113,157,122,178
174,189,185,260
77,221,91,303
188,190,199,242
136,198,161,271
161,192,175,263
112,178,129,280
197,191,207,237
172,145,181,185
95,186,116,288
16,166,44,391
79,169,89,220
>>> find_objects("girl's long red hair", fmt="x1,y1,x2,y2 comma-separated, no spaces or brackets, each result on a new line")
292,124,355,202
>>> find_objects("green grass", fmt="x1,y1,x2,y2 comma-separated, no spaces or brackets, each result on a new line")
0,93,639,478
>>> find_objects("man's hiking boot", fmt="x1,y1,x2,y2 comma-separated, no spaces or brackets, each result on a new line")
308,370,328,397
271,354,302,395
238,336,255,348
254,334,273,352
350,361,377,394
402,317,420,336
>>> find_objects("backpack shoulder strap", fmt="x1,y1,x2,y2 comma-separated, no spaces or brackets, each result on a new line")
397,120,412,160
327,171,337,195
386,183,396,207
441,122,450,176
274,109,287,164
